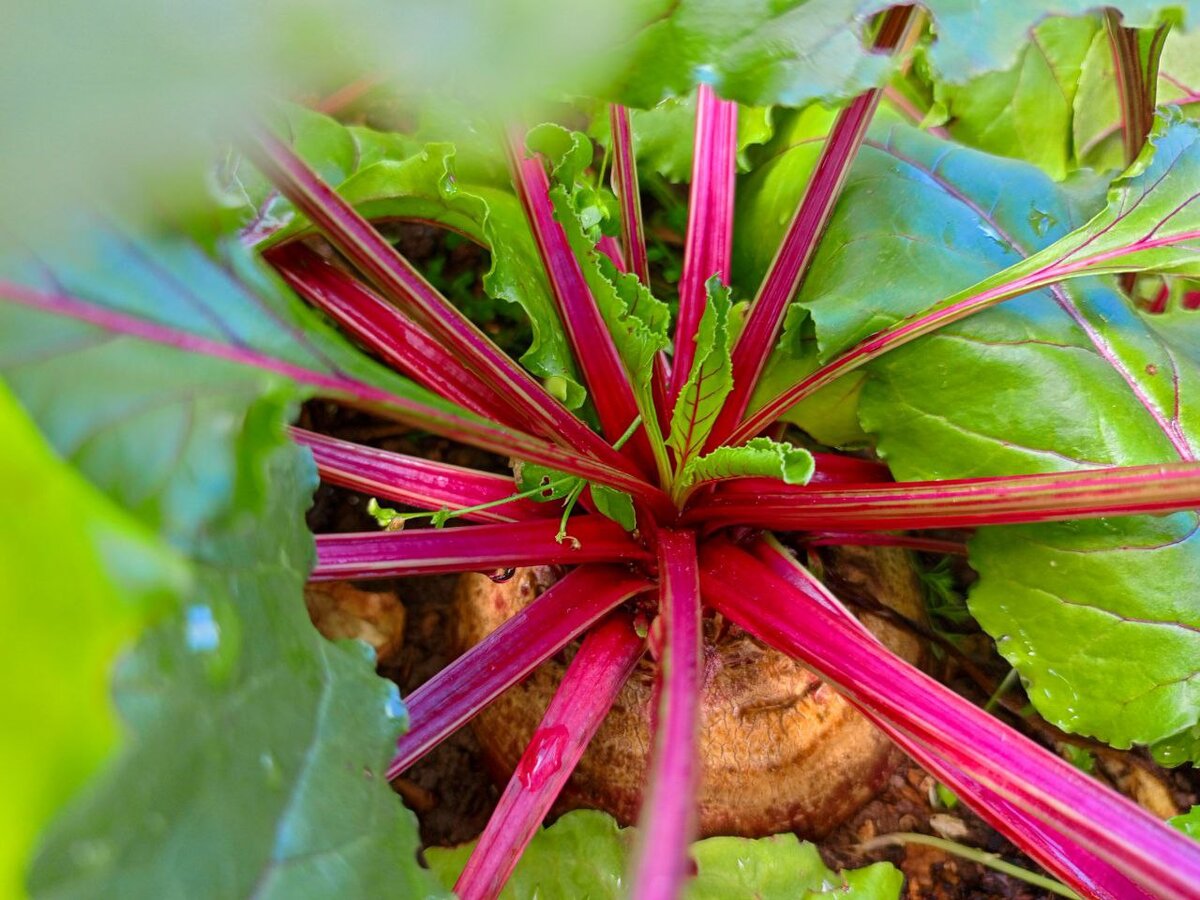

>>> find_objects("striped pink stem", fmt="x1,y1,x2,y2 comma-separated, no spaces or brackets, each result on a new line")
0,281,668,505
455,613,645,899
690,462,1200,531
290,427,550,523
241,126,637,475
311,516,649,581
670,85,738,403
609,105,651,286
388,565,653,777
505,128,653,472
628,529,702,900
268,243,520,424
706,6,914,448
700,538,1200,898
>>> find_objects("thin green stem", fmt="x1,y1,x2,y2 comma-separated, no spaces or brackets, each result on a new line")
860,833,1081,899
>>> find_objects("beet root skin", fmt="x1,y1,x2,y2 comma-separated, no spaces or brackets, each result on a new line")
454,545,926,839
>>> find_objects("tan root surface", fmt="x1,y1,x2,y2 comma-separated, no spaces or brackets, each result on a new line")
454,544,927,839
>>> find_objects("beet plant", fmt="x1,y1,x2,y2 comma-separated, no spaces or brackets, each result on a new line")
7,1,1200,897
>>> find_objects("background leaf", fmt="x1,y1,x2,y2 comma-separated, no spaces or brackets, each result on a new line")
0,381,178,899
590,91,774,184
804,121,1200,750
426,809,901,899
1,231,444,896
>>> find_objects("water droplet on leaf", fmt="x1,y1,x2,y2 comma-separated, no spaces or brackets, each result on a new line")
185,604,220,653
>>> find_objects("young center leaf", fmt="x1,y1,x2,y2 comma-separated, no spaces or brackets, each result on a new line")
668,277,734,468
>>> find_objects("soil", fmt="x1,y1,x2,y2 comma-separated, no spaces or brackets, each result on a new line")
297,222,1199,897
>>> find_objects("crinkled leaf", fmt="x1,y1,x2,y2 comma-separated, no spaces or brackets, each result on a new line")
218,103,586,408
526,124,672,454
1171,806,1200,839
590,92,774,183
669,277,734,464
1,230,443,896
931,16,1099,180
803,121,1200,748
0,381,179,898
30,443,446,899
681,437,814,489
426,809,900,899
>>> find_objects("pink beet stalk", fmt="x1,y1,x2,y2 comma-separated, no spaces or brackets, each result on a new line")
699,539,1200,898
388,565,653,778
691,461,1200,530
706,6,914,448
609,105,652,286
505,128,654,472
268,243,521,426
241,127,639,475
0,279,669,504
629,530,702,900
455,613,645,899
290,427,550,523
311,516,649,581
670,85,738,403
745,538,1132,898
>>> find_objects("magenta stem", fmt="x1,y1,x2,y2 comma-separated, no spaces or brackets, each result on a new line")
690,461,1200,531
746,538,1136,898
454,613,645,899
670,86,738,404
609,105,652,286
268,243,521,425
699,539,1200,897
240,126,638,475
387,565,653,778
290,427,550,523
706,6,914,448
0,280,670,505
629,529,702,900
505,127,654,472
311,516,650,581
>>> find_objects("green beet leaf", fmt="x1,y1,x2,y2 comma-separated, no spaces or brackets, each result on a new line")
931,16,1099,180
1,229,444,896
784,120,1200,750
426,809,901,899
